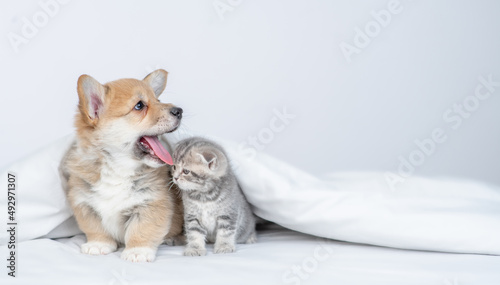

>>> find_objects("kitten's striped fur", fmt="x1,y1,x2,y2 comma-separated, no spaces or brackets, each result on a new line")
172,137,256,256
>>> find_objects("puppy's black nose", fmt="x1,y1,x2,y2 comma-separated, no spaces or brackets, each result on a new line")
170,107,183,119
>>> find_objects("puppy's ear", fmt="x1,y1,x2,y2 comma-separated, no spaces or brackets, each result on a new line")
77,74,106,123
143,69,168,98
197,151,218,171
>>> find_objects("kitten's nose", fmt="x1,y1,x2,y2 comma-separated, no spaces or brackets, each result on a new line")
173,176,179,181
170,107,183,119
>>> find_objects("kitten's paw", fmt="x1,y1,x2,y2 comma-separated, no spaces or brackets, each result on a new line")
214,243,235,254
121,247,156,262
81,241,117,255
183,247,206,256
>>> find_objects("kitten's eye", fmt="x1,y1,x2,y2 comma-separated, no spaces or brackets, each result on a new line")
183,169,190,175
134,101,145,111
172,165,176,170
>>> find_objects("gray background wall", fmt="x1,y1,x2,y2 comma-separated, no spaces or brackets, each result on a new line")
1,0,499,185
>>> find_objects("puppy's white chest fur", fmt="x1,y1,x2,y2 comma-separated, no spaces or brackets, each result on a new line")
86,158,154,243
91,182,134,243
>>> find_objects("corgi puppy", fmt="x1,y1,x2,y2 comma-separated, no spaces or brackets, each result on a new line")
60,69,184,262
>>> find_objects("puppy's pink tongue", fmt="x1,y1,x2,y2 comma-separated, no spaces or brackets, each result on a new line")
142,136,173,165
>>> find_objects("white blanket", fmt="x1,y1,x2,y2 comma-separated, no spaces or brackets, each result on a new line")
1,133,500,256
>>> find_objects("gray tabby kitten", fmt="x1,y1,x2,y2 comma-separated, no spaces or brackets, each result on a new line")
171,137,256,256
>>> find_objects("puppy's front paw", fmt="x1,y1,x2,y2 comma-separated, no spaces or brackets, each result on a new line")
121,247,156,262
81,241,117,255
214,243,235,254
183,246,206,257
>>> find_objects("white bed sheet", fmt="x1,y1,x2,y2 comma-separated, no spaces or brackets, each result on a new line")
1,224,499,285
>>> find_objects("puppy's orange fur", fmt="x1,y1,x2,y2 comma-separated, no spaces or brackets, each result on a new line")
60,70,183,262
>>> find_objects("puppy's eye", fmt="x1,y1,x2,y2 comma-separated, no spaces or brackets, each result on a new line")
183,169,190,175
134,101,145,110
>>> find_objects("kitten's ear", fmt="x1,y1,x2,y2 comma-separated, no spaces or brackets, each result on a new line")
77,74,107,124
197,151,218,170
